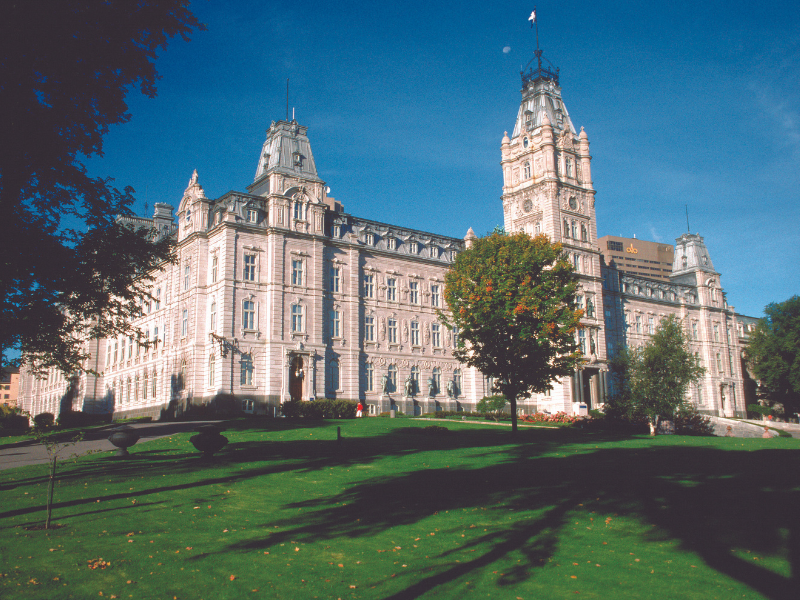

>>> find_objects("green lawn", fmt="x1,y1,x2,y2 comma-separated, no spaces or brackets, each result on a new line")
1,418,798,599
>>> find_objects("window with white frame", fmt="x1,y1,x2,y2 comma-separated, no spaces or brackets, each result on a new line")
291,304,303,333
293,201,304,220
329,360,340,392
387,364,397,391
523,161,531,179
453,325,460,348
364,232,374,246
210,301,216,331
431,323,441,347
364,316,375,342
716,352,723,374
409,241,418,254
331,309,341,338
365,362,374,391
156,287,161,310
387,237,397,250
242,398,255,413
387,278,397,301
648,316,655,334
410,321,420,346
578,330,586,354
431,284,440,307
184,263,190,291
635,315,641,333
332,224,341,238
106,342,112,368
247,208,258,223
241,355,254,386
291,259,303,286
208,354,215,386
113,340,118,364
243,254,257,281
243,300,256,330
409,281,419,304
182,310,188,337
330,266,340,293
363,274,374,298
388,318,398,344
713,324,720,342
211,256,218,283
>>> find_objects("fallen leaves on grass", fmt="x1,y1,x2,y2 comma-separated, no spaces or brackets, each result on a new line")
88,559,110,570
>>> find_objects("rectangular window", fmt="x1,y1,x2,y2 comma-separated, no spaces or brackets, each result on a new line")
211,257,218,283
156,288,161,310
726,327,732,345
182,309,188,338
127,337,133,359
331,310,341,338
291,304,303,333
388,318,398,344
241,355,254,386
648,316,655,334
208,354,215,386
409,281,419,304
635,315,641,333
330,266,340,293
728,352,734,375
387,278,397,301
576,295,584,310
113,340,118,364
431,284,440,307
692,322,699,340
243,254,256,281
716,352,723,374
387,238,397,250
453,326,460,348
184,264,190,291
247,209,257,223
106,341,112,368
365,362,374,392
432,323,441,347
573,254,580,272
363,274,374,298
364,316,375,342
713,324,720,342
153,326,159,345
365,233,374,245
243,300,255,330
291,259,303,286
210,302,217,331
411,321,420,345
293,202,304,220
409,241,418,254
579,330,586,354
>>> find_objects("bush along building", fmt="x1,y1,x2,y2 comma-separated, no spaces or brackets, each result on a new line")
18,44,753,420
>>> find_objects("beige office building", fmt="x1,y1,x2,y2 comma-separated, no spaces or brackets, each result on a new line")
599,236,674,281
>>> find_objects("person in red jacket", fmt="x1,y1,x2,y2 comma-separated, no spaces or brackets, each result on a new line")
356,402,364,418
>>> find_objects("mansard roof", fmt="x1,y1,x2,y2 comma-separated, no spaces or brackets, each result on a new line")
251,120,323,190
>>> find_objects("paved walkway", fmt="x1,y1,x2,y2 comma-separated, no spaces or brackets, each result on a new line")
0,421,223,471
707,416,800,438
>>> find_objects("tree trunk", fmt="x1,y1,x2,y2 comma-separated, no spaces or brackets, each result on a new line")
510,396,517,433
648,416,658,437
45,456,57,529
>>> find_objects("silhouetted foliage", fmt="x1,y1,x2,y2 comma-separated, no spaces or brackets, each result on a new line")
0,1,204,375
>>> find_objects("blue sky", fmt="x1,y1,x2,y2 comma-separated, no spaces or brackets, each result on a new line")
87,0,800,319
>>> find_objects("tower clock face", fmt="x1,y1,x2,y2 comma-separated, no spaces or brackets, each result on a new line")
523,199,533,213
568,197,578,210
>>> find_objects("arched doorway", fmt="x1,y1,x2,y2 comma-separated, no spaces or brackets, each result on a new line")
289,355,304,401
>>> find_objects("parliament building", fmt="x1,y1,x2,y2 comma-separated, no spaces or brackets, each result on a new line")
18,50,755,420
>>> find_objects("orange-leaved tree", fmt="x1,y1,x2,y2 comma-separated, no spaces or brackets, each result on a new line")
441,231,583,432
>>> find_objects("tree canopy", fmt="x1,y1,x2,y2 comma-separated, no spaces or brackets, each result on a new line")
745,295,800,418
0,1,204,375
607,315,705,435
442,232,583,432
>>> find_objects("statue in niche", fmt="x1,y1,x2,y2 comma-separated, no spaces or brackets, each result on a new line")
404,376,414,397
380,317,386,341
427,376,437,397
586,298,595,318
590,333,596,355
424,323,430,345
381,374,390,394
403,322,409,342
446,380,455,398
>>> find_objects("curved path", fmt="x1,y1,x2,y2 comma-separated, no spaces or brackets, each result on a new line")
0,421,223,471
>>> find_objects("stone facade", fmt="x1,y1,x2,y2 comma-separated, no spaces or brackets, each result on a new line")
18,57,753,419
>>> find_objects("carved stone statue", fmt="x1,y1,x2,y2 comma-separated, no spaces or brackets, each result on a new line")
404,376,414,397
381,374,390,394
589,332,596,355
586,298,595,318
446,380,455,398
427,376,436,397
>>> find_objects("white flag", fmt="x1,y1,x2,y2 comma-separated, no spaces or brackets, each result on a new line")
529,10,536,26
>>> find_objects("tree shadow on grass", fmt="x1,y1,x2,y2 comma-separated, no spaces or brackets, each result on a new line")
227,443,800,600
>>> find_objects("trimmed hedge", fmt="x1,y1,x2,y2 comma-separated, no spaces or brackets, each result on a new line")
33,412,55,428
282,399,358,419
57,411,112,428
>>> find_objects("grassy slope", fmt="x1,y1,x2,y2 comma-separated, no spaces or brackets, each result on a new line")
1,418,798,600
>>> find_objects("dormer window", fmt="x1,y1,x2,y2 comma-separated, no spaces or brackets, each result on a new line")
246,209,258,223
387,237,397,250
365,233,374,246
292,151,302,168
293,201,304,221
332,224,341,238
409,241,418,254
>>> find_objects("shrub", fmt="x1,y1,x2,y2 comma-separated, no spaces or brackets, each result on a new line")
674,404,715,436
519,412,581,425
0,411,29,431
57,411,111,428
282,399,359,419
281,400,301,418
476,395,507,420
33,412,55,429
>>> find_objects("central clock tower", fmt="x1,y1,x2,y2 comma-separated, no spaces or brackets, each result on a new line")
500,49,608,412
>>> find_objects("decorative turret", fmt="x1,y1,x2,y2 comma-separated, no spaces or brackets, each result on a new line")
249,120,324,197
